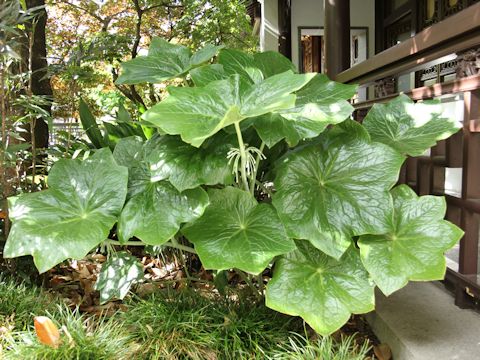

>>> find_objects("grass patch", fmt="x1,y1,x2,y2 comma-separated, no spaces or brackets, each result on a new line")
121,289,304,359
2,306,135,360
267,333,371,360
0,277,373,360
121,289,372,359
0,275,57,331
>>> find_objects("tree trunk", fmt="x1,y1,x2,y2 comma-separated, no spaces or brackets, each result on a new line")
23,0,52,150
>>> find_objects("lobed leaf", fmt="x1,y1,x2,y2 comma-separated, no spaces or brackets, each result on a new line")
218,48,264,83
115,38,222,85
190,64,227,86
145,133,235,192
190,43,224,66
112,136,148,197
3,149,128,273
253,51,296,78
266,242,375,335
113,137,209,245
142,71,314,147
363,94,461,156
358,185,463,295
118,182,208,246
255,75,357,147
218,48,295,82
272,128,404,259
182,187,296,274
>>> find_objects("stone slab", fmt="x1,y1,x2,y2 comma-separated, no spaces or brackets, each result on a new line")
366,282,480,360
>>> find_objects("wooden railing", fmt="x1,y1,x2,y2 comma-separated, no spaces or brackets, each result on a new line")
336,2,480,85
336,2,480,309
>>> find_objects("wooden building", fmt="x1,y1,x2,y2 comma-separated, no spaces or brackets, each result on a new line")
257,0,480,309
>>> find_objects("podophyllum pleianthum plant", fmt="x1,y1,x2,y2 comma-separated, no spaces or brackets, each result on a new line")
3,38,463,335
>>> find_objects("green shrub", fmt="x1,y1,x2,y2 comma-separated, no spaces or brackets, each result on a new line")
3,39,463,335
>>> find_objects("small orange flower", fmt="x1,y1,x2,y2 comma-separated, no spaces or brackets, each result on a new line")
34,316,61,348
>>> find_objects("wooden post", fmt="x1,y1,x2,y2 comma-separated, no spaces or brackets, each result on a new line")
278,0,292,59
458,90,480,275
324,0,351,78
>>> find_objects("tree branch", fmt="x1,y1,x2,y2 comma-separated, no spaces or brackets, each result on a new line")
131,0,143,59
144,3,184,12
58,0,103,23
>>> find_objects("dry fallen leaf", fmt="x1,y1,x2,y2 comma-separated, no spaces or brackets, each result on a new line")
78,264,92,279
91,254,107,262
81,302,118,316
136,283,157,298
34,316,61,348
150,267,167,278
86,263,98,274
0,326,9,336
374,343,392,360
49,275,74,287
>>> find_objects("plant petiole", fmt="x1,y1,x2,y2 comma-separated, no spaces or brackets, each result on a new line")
234,122,250,192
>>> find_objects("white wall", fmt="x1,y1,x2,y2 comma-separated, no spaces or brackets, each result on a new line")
291,0,375,69
260,0,280,52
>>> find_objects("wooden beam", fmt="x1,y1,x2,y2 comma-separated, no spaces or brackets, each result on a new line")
324,0,350,77
352,74,480,110
336,1,480,84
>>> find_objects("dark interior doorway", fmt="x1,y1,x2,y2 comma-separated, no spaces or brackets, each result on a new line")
301,35,323,73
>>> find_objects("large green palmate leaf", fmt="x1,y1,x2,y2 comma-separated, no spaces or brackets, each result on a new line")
272,129,404,259
190,64,227,87
113,137,209,245
358,185,463,296
112,136,148,198
218,49,295,82
142,71,314,147
182,187,296,274
362,94,461,156
145,133,235,192
255,75,357,147
118,182,208,245
254,51,297,78
266,241,375,335
218,49,263,83
95,251,144,304
115,38,222,85
3,149,128,273
190,44,224,66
